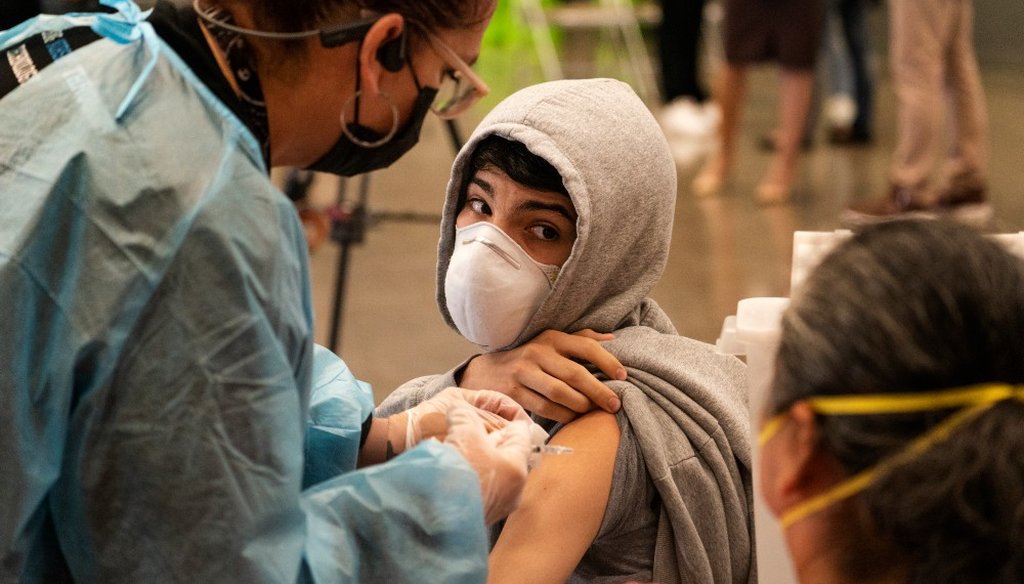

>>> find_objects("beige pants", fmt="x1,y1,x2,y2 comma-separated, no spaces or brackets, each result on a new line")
889,0,988,190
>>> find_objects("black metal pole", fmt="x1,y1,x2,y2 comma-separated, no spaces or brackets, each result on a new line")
444,119,464,153
327,230,351,351
327,173,372,352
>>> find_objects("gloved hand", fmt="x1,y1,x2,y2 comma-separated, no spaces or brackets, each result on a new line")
457,387,534,424
392,387,532,453
444,401,532,525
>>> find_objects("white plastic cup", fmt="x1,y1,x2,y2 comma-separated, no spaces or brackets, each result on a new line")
791,230,851,296
735,297,789,425
734,297,796,584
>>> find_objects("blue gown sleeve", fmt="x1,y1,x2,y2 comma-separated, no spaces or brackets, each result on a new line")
303,345,376,488
302,442,489,584
301,346,489,583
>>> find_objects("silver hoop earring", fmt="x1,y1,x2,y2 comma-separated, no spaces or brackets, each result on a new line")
340,91,400,148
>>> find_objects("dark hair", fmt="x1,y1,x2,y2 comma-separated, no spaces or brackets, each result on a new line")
770,220,1024,583
243,0,491,37
462,135,569,199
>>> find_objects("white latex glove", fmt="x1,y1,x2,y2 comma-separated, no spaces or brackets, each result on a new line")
458,387,534,423
401,387,531,450
444,401,532,525
526,423,551,470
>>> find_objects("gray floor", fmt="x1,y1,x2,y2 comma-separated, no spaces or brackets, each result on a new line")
303,20,1024,405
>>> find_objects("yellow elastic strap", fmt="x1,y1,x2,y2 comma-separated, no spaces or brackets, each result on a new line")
777,386,1024,528
758,383,1024,446
805,383,1023,416
757,414,787,447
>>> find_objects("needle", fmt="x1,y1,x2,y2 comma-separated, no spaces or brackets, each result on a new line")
531,445,574,455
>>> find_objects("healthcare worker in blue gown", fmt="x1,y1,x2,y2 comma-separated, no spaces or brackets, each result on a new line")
0,0,539,581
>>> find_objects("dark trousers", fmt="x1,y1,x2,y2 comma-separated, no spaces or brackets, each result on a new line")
659,0,709,103
837,0,873,133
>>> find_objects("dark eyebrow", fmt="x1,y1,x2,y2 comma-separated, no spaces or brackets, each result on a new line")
516,199,577,224
469,176,493,195
470,175,574,222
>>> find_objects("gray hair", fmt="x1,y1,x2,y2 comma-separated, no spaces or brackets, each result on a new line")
770,219,1024,583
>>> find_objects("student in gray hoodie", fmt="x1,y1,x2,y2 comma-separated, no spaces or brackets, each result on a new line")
378,78,754,583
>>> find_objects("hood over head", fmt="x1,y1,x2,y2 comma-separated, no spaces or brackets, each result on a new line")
436,79,677,349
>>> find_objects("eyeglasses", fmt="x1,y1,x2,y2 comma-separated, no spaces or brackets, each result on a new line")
418,29,490,119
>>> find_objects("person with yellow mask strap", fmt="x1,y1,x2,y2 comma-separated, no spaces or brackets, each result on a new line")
758,219,1024,584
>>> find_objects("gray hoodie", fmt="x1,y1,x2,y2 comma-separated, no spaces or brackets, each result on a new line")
378,79,754,583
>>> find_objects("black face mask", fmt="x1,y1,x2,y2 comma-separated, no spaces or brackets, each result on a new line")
306,56,438,177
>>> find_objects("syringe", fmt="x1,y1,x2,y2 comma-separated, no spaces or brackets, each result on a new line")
531,444,574,455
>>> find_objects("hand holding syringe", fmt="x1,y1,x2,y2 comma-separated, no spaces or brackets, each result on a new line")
478,410,574,454
419,391,574,465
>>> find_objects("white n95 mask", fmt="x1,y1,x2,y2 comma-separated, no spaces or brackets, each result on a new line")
445,222,560,351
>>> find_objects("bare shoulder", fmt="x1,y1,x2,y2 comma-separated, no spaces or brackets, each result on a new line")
488,409,621,583
530,409,621,498
550,409,621,451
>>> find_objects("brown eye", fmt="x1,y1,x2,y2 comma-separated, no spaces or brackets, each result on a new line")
529,225,559,241
468,198,492,216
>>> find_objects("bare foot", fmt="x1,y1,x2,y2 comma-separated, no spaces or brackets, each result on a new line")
692,154,730,197
756,158,796,205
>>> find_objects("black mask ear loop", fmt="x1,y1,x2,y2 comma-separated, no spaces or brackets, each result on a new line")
404,42,425,92
351,43,363,127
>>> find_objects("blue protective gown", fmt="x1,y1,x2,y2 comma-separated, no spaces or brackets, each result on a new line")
0,4,487,582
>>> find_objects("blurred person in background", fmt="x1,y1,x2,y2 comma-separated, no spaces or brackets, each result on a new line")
845,0,989,223
657,0,721,167
762,0,877,151
821,0,875,146
692,0,825,204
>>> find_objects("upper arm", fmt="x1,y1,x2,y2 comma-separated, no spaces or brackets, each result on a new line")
488,410,621,584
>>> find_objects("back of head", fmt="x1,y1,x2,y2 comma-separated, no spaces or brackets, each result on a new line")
770,220,1024,583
